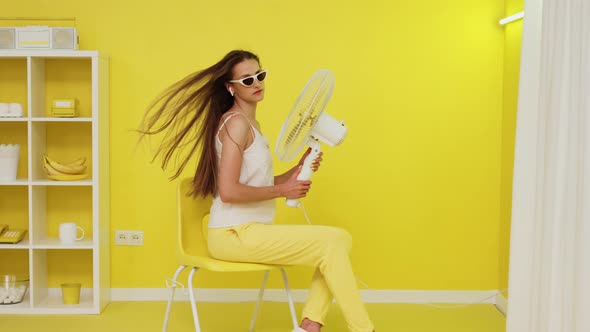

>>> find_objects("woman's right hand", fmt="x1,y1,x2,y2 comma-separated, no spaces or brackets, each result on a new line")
278,166,312,199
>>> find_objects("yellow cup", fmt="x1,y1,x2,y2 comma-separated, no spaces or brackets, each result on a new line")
61,283,81,305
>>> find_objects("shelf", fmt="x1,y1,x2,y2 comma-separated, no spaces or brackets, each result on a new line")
0,179,29,186
0,121,28,180
0,187,29,237
30,121,93,182
0,234,30,249
0,50,99,58
40,58,92,118
0,58,28,117
31,186,93,249
34,288,94,312
0,117,27,122
0,243,29,250
0,296,31,312
31,117,92,122
44,249,93,290
0,249,29,276
36,300,94,310
33,238,93,249
31,180,93,186
0,51,109,315
0,118,93,122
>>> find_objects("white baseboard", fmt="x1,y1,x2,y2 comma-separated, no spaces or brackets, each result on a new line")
110,288,501,305
494,293,507,316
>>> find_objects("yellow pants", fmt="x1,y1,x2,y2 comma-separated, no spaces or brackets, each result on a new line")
208,222,375,332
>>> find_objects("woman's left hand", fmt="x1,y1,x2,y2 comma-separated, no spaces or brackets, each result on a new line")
299,147,324,172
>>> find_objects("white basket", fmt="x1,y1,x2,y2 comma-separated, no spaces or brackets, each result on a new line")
0,144,20,181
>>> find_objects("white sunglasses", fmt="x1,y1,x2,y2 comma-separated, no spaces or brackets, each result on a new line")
229,70,268,87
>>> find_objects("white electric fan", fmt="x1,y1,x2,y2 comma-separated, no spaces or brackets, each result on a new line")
275,69,348,207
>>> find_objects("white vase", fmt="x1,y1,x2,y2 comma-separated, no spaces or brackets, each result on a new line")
0,144,20,181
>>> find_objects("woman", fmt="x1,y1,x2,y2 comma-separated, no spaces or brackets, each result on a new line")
139,50,375,332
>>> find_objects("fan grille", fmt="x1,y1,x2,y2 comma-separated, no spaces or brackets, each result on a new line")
275,70,335,161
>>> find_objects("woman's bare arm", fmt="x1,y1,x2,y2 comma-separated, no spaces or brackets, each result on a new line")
275,148,323,185
217,116,310,203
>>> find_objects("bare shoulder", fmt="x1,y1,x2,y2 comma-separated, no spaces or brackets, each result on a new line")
218,113,252,148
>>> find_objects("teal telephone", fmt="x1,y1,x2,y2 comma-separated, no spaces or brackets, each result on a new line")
0,224,27,244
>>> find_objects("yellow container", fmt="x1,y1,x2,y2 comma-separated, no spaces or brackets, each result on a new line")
60,283,81,304
51,99,77,117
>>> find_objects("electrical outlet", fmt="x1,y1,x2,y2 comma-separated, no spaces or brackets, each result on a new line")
115,230,128,245
114,230,143,246
128,231,143,246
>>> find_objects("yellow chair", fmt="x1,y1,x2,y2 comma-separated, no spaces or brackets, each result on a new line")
162,178,301,332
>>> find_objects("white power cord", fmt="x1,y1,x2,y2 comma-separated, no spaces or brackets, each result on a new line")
298,202,508,310
416,289,508,309
300,201,312,225
300,201,376,289
166,278,190,296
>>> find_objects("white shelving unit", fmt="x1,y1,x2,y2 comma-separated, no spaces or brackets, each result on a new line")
0,50,109,314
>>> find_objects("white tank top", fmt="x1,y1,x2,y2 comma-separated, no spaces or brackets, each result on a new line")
208,112,276,228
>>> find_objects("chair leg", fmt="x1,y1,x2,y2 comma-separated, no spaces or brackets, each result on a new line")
249,270,270,332
188,267,202,332
163,265,187,332
280,268,299,330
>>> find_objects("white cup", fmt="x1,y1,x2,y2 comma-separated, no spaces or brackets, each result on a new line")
59,223,85,244
0,144,20,181
0,103,8,115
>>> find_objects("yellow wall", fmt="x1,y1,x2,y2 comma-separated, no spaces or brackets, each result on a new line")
3,0,508,290
500,0,524,296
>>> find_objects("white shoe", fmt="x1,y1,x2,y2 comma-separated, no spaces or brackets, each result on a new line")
291,328,307,332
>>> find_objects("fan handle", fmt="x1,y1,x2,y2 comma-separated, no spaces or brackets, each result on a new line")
286,140,321,208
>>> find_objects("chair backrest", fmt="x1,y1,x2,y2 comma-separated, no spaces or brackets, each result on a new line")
177,177,212,258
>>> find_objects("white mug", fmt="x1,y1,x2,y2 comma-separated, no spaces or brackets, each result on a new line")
59,223,85,243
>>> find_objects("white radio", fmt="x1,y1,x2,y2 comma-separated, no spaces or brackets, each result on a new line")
0,26,78,50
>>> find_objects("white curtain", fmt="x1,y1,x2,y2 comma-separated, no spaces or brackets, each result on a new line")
506,0,590,331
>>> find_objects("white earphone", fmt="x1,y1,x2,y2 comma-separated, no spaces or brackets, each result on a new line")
229,88,234,97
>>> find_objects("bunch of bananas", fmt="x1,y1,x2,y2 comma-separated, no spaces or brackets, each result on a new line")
43,155,88,179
